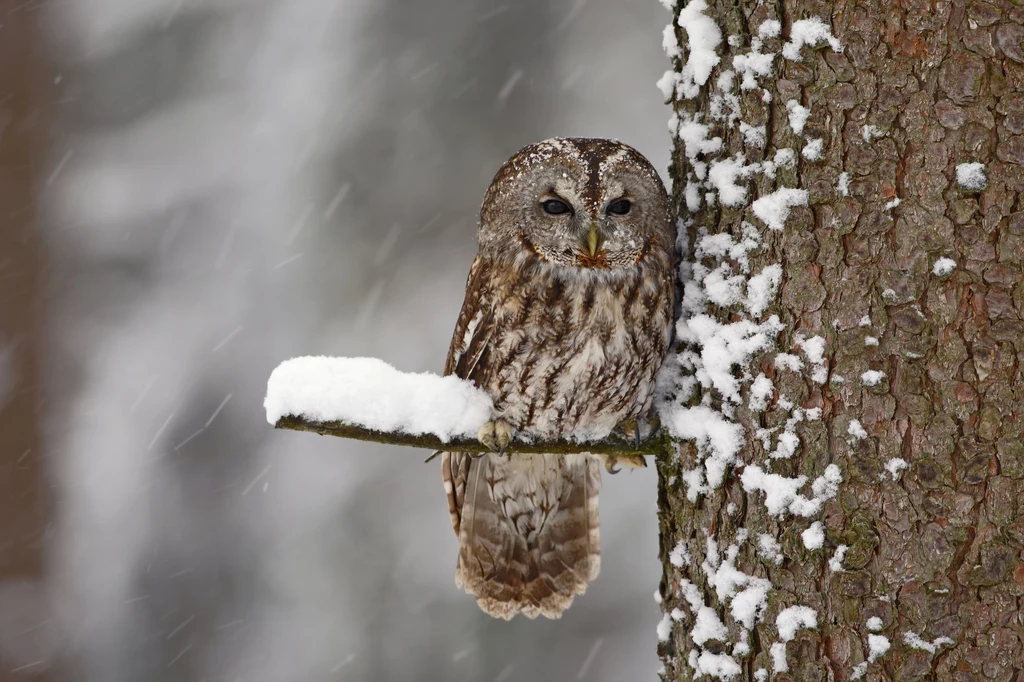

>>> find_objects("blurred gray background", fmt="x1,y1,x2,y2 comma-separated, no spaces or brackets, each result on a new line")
25,0,671,679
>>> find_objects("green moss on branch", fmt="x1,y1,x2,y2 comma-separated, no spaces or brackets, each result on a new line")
274,414,673,457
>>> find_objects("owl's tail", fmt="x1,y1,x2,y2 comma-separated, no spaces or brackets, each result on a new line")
453,453,601,620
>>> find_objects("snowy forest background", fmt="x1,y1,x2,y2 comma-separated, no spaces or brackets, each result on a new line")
37,1,674,679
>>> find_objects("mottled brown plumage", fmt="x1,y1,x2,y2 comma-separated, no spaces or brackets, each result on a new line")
441,138,676,619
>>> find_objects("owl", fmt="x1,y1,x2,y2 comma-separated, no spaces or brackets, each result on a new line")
441,138,676,619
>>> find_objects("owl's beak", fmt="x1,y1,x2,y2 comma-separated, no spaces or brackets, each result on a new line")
585,225,601,257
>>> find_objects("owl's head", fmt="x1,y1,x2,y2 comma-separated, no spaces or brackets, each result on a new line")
478,138,674,273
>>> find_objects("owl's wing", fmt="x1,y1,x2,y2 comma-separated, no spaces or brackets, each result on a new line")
439,256,601,620
441,256,494,538
443,255,493,382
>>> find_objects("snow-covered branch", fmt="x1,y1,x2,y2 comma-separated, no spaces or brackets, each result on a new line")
266,356,671,457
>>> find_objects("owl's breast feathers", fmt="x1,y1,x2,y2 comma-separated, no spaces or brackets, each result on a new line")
451,255,674,441
441,253,674,619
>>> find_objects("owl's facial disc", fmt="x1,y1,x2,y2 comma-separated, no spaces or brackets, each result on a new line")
478,138,671,274
532,189,612,268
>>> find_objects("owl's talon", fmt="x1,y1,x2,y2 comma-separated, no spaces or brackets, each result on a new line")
600,454,647,474
478,419,514,453
614,418,641,444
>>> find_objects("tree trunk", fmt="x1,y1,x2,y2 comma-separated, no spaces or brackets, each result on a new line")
656,1,1024,680
0,1,52,680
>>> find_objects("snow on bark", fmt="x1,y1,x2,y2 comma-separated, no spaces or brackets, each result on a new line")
655,3,847,676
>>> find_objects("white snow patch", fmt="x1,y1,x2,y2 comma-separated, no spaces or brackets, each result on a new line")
752,187,808,231
664,405,745,500
956,162,986,190
861,125,881,142
757,534,783,565
864,336,879,346
692,651,742,680
686,181,703,212
264,356,492,441
761,148,796,179
860,370,885,386
692,606,728,646
741,463,842,518
903,631,955,654
932,257,956,276
859,315,871,327
758,20,781,38
657,70,679,101
782,18,843,61
772,606,817,672
774,353,803,372
777,605,817,641
708,155,759,206
802,138,823,160
676,114,724,160
663,23,682,59
837,172,850,196
847,419,867,442
733,42,776,91
717,69,735,92
675,0,722,99
748,374,774,412
709,91,742,124
739,122,766,147
829,544,848,572
770,643,789,673
670,539,691,567
884,458,909,480
676,314,783,403
745,264,782,318
801,521,824,549
657,613,673,642
851,663,868,680
704,264,746,307
786,100,810,135
797,335,827,383
866,617,883,632
867,634,890,662
770,430,800,461
731,582,770,630
884,197,900,211
695,233,736,259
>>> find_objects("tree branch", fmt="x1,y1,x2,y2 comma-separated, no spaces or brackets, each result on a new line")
274,414,674,457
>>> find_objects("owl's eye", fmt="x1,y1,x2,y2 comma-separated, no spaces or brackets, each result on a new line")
607,199,631,215
542,199,572,215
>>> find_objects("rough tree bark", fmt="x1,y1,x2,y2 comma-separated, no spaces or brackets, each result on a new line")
657,1,1024,681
